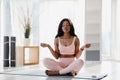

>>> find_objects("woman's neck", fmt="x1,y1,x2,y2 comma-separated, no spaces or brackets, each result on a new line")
63,33,71,39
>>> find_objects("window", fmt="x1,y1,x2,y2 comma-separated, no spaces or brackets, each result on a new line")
101,0,111,56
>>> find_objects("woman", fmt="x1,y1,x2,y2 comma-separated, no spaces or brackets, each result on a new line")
41,18,91,76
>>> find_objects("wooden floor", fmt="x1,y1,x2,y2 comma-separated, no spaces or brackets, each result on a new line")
0,60,120,80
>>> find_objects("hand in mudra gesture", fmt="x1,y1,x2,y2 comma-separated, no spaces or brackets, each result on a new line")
85,43,91,48
81,43,91,49
40,43,49,47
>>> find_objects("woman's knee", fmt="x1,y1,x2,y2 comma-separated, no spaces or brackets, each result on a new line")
43,58,51,65
77,59,84,65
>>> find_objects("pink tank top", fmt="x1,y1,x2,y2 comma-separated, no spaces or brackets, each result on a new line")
58,37,76,55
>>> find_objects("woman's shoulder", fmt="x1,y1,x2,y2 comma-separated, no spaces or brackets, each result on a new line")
74,36,80,42
54,37,59,43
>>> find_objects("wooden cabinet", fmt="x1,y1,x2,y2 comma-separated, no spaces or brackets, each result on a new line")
16,46,39,67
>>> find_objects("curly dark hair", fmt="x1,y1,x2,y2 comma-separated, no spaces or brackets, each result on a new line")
55,18,77,38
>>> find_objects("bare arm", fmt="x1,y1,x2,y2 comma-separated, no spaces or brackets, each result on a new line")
74,38,91,59
40,38,60,59
74,38,82,59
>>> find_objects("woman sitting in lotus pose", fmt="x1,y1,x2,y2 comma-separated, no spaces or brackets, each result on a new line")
41,18,91,76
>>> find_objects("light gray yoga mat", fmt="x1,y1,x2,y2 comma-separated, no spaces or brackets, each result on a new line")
0,67,108,80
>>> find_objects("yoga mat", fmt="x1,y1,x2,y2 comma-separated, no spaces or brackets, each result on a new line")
10,36,16,67
3,36,9,67
0,67,108,80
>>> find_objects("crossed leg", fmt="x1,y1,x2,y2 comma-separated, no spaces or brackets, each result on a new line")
43,58,84,76
59,59,84,74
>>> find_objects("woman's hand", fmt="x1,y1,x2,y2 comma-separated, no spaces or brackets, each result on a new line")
40,43,49,47
80,43,91,51
85,43,91,48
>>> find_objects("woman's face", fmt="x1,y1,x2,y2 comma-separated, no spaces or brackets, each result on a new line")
62,21,70,33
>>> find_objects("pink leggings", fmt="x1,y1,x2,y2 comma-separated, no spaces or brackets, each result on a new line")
43,58,84,74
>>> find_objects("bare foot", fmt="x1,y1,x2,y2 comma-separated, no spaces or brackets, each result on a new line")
45,70,59,76
45,70,77,76
67,71,77,76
